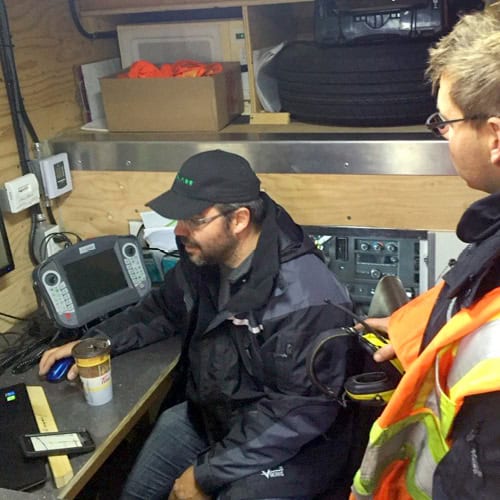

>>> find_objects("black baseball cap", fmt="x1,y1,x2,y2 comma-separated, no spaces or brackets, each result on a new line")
146,150,261,220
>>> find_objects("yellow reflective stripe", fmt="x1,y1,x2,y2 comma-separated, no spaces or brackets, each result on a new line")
438,385,456,439
368,419,384,441
345,389,395,404
450,358,500,401
448,319,500,387
354,420,408,494
405,441,432,500
410,411,448,482
433,353,457,438
352,469,373,498
355,411,444,497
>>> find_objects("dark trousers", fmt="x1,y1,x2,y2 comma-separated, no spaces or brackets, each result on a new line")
121,401,312,500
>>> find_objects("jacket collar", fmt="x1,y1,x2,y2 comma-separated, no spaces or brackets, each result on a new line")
176,193,319,315
226,192,319,314
456,192,500,243
444,192,500,304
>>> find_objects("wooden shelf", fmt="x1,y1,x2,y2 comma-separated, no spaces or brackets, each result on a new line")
78,0,310,16
78,0,314,121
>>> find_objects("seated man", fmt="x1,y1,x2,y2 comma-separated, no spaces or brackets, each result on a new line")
40,149,357,500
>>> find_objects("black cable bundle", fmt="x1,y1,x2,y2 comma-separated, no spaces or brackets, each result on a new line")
68,0,116,40
0,0,44,265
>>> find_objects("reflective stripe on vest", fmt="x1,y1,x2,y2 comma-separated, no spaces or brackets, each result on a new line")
448,318,500,395
352,303,500,500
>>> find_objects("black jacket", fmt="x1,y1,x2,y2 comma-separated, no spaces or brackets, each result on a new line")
421,192,500,500
91,194,356,496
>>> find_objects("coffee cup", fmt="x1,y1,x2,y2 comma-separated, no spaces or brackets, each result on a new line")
72,337,112,406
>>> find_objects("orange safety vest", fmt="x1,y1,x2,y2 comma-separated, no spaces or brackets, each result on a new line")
351,284,500,500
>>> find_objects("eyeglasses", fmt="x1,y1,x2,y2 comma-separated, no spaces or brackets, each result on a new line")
425,111,485,139
179,209,235,231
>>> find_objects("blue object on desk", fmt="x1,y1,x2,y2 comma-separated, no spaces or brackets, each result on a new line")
47,356,75,383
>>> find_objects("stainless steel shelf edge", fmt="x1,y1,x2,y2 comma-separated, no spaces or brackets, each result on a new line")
49,132,456,175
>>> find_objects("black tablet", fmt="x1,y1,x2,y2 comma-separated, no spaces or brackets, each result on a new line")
0,383,46,491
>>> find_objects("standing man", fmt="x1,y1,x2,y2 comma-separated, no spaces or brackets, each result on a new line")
351,6,500,500
40,149,357,499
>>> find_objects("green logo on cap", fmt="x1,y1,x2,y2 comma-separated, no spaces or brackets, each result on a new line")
176,174,194,186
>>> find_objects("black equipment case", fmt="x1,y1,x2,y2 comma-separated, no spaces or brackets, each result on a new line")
314,0,446,45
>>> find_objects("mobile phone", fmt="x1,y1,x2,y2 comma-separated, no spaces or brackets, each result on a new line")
19,429,95,457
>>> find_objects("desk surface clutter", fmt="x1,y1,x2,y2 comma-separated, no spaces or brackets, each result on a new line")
0,337,180,499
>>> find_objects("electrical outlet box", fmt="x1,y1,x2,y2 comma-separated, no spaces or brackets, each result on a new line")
43,225,63,258
39,153,72,199
0,173,40,213
128,220,143,236
34,224,63,262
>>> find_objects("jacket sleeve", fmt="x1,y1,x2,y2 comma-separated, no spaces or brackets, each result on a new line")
86,264,189,356
194,256,354,493
433,391,500,499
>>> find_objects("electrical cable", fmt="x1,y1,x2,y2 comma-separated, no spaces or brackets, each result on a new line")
0,336,26,356
0,2,61,255
45,204,57,226
10,328,63,374
307,327,352,403
0,310,30,322
10,345,47,373
144,247,180,258
38,230,82,263
136,223,145,246
0,0,47,264
0,335,51,375
0,0,31,169
308,300,403,405
323,299,381,335
68,0,117,40
0,331,23,347
18,93,39,143
29,209,43,264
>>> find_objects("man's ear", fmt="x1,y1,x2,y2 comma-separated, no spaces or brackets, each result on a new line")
488,117,500,166
231,207,252,235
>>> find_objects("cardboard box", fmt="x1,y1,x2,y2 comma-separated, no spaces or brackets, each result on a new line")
100,62,243,132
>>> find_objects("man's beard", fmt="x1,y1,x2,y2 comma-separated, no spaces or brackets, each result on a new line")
180,230,239,267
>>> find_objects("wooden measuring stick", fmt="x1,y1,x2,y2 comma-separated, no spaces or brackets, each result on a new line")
27,385,74,488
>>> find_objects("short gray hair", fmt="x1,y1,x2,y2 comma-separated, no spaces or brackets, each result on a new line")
426,6,500,119
215,197,266,227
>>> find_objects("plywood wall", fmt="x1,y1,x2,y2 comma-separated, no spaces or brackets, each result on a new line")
0,0,118,329
59,170,482,239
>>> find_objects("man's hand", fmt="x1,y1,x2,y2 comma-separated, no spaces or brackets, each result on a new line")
168,466,210,500
357,316,396,362
39,341,81,380
373,343,396,362
362,316,390,335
